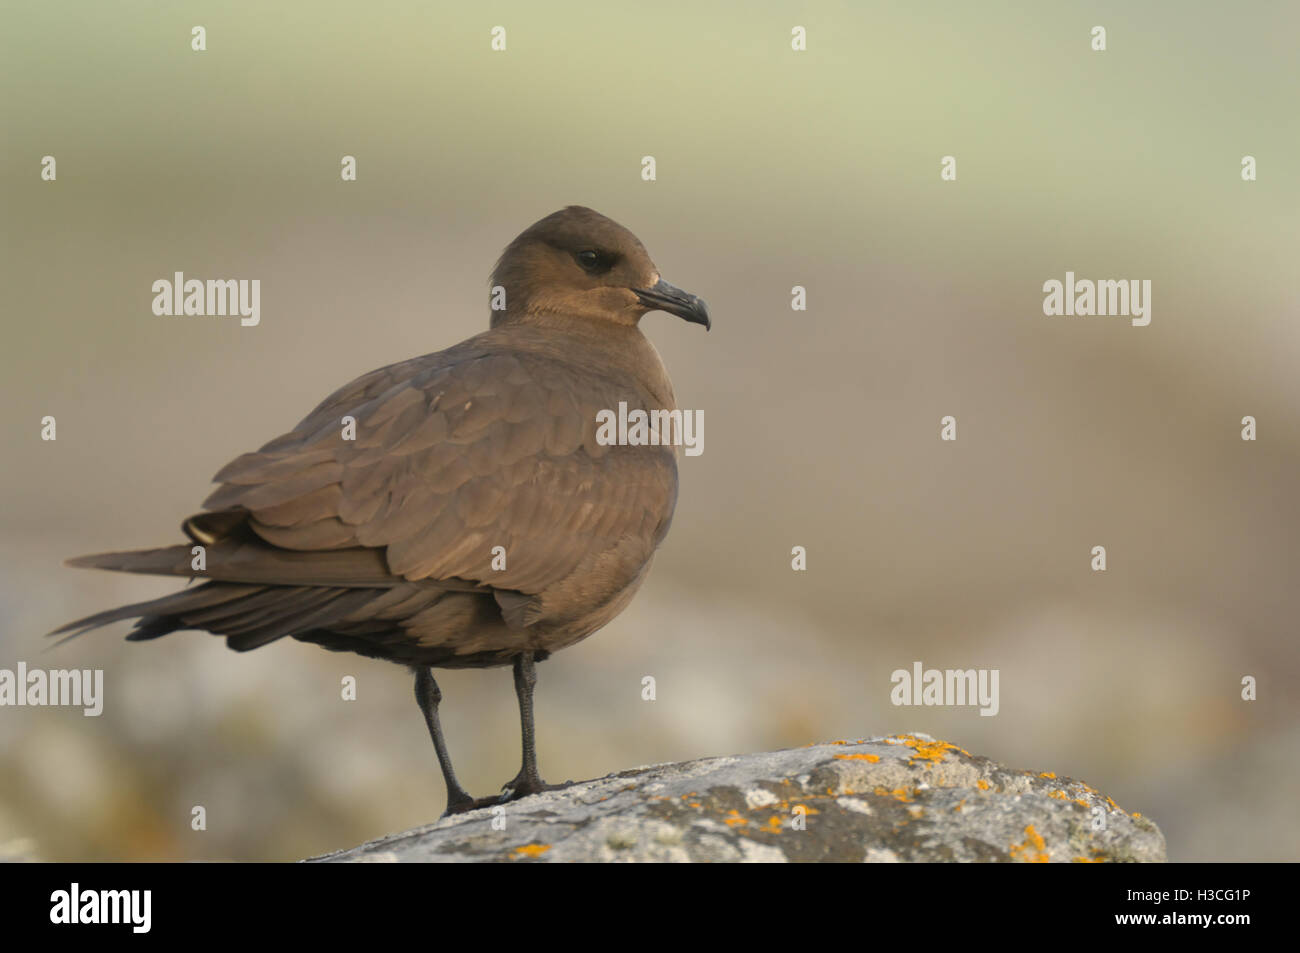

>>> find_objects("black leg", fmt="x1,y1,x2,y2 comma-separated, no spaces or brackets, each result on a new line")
413,667,476,815
502,651,553,799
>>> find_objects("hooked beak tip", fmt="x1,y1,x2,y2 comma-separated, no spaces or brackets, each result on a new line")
635,279,711,331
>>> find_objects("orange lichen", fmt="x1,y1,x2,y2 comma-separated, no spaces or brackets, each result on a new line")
1074,799,1090,808
723,810,748,827
1009,825,1049,863
834,753,881,762
873,786,915,803
1039,772,1057,779
1048,790,1067,801
977,779,991,791
808,739,867,747
512,843,551,859
889,735,970,765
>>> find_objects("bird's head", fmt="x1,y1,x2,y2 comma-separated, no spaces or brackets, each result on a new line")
489,206,710,332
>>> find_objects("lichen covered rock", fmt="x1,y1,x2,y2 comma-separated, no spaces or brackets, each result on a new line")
307,734,1166,863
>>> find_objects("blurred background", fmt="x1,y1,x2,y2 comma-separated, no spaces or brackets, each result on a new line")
2,1,1297,861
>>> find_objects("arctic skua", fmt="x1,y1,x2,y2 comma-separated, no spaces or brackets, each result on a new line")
53,206,710,815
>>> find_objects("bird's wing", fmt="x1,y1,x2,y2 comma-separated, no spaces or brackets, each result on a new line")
197,344,679,596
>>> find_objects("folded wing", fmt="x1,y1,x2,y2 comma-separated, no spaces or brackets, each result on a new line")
197,343,678,600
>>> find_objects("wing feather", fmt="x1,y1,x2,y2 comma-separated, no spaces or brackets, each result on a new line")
199,343,678,599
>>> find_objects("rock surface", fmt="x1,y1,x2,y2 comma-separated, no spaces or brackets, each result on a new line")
307,734,1166,863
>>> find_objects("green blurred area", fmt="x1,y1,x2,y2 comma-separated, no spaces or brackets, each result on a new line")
2,2,1297,861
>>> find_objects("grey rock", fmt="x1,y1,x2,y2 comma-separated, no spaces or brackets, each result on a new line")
306,734,1166,863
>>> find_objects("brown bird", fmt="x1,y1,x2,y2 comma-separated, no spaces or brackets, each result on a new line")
52,206,710,815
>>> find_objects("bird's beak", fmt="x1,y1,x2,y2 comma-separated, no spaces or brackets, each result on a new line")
634,279,711,331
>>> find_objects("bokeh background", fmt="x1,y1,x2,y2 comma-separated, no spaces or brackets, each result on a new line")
2,1,1297,862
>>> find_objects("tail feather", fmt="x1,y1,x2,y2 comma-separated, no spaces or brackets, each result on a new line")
63,537,487,591
225,589,375,651
64,539,397,588
47,583,269,650
52,511,496,654
125,619,188,642
179,585,317,631
66,546,199,576
50,583,264,638
48,581,380,653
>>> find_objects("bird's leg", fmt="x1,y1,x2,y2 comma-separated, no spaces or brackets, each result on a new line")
501,651,560,800
413,667,477,816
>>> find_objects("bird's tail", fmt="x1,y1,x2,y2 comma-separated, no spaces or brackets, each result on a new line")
50,577,392,651
50,521,383,649
49,580,267,645
51,522,482,651
65,544,205,578
62,525,397,589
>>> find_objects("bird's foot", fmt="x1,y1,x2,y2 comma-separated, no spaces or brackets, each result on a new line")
439,778,575,816
499,770,573,803
441,791,506,817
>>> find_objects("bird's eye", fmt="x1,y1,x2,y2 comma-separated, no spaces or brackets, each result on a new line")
576,250,602,271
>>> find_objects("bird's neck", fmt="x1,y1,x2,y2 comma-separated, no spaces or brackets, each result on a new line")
485,317,676,409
